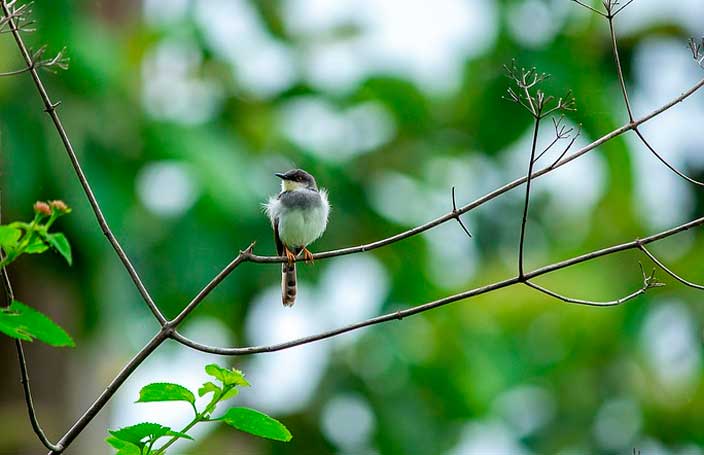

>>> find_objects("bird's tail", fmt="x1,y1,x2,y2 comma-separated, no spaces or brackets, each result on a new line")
282,261,297,307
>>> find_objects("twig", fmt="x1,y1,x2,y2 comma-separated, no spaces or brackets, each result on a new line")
612,0,636,16
451,187,472,239
569,0,606,17
524,262,664,307
518,116,542,278
0,0,165,325
638,244,704,290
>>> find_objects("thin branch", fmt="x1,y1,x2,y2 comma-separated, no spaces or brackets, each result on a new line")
524,262,664,307
634,129,704,187
168,243,255,327
612,0,636,16
533,116,573,164
607,15,634,121
548,124,582,170
569,0,607,17
0,0,165,325
690,37,704,69
170,215,704,356
638,243,704,290
518,116,542,278
451,187,472,239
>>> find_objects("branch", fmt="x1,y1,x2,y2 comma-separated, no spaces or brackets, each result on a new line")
0,0,165,325
518,116,542,278
638,244,704,290
569,0,607,17
605,8,704,187
451,187,472,239
525,262,664,307
170,216,704,356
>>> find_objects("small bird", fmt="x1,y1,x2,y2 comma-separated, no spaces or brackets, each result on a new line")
265,169,330,307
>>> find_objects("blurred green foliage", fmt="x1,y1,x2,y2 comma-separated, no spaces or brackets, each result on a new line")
1,0,704,454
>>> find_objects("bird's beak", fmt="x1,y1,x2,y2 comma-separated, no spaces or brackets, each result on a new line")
274,172,287,180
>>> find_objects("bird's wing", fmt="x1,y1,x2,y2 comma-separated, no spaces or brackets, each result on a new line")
274,216,284,256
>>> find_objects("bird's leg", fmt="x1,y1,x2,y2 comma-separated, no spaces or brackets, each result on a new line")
284,246,297,265
302,247,315,264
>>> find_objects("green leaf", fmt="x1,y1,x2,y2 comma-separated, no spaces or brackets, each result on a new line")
0,312,33,341
198,381,221,397
137,382,195,405
105,436,142,455
25,236,49,254
0,225,21,249
219,407,292,442
46,232,72,265
205,364,250,387
0,301,74,347
221,387,239,400
108,423,193,446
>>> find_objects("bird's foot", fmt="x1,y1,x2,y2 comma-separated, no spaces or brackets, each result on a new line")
284,246,297,265
302,247,315,264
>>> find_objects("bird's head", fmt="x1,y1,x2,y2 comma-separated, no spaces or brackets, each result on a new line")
275,169,318,192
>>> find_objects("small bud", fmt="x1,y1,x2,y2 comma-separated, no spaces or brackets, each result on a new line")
49,200,69,213
33,201,51,216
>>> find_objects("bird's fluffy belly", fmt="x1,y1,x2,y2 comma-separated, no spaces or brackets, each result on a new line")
278,205,327,247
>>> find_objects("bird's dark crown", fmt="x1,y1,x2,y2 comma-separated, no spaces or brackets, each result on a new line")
275,169,317,190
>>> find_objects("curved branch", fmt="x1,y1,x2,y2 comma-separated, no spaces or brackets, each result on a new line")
0,0,165,325
638,244,704,290
524,263,663,307
633,129,704,187
170,215,704,356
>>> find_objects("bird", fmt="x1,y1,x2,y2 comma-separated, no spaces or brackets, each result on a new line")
264,169,330,307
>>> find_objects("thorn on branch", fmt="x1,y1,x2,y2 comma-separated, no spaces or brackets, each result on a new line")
689,37,704,70
639,244,704,290
451,186,472,239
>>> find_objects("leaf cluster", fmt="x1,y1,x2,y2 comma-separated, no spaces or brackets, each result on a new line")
0,200,74,347
106,364,291,454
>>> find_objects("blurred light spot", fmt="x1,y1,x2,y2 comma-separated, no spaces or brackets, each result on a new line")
370,172,446,226
143,0,190,26
195,0,297,98
450,419,531,455
526,312,566,365
424,223,477,289
493,385,555,437
507,0,563,48
616,0,704,35
243,285,330,414
319,255,389,346
640,301,701,393
321,394,376,450
141,39,223,124
284,0,498,94
593,397,641,451
280,97,395,161
136,161,199,217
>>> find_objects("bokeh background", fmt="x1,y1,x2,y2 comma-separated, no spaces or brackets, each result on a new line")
1,0,704,453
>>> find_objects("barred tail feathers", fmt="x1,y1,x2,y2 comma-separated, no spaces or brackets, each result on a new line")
282,262,297,307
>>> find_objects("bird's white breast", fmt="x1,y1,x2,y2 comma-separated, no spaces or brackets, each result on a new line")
265,189,329,248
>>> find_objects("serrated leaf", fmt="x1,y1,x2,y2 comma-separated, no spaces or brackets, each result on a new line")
108,422,193,446
0,225,21,249
46,232,72,265
137,382,195,405
198,381,221,397
0,301,74,347
219,407,292,442
205,364,250,387
105,436,142,455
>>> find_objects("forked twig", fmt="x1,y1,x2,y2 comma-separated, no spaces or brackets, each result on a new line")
451,187,472,239
638,243,704,290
